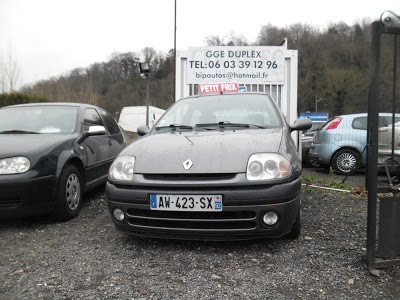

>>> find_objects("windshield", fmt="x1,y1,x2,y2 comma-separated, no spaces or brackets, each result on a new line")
0,106,78,134
156,94,283,129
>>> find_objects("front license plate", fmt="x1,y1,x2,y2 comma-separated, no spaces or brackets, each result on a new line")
150,194,223,212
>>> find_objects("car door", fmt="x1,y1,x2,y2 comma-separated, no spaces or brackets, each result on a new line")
82,108,111,186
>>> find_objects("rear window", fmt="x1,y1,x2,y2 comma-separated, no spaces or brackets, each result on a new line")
352,117,368,130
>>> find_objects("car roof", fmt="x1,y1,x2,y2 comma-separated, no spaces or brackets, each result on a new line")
1,102,99,109
333,112,398,119
338,113,367,118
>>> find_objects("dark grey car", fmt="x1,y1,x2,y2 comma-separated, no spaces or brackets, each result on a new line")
0,103,126,220
302,121,325,167
106,93,311,240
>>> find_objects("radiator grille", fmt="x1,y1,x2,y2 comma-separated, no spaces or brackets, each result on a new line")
143,173,236,181
126,208,257,231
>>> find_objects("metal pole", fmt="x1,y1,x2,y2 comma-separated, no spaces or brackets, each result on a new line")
391,35,397,161
315,97,322,112
146,78,150,127
366,21,382,274
315,96,317,112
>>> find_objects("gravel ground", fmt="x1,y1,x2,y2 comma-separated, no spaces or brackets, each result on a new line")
1,186,400,300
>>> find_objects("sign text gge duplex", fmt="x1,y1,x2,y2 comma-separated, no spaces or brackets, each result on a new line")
189,50,262,68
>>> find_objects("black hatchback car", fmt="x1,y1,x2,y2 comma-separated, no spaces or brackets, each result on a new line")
0,103,126,220
106,93,311,240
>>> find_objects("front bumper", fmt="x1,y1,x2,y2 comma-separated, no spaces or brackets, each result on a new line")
0,174,57,219
106,177,302,241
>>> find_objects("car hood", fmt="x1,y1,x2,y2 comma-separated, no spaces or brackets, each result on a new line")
122,128,283,173
0,134,73,158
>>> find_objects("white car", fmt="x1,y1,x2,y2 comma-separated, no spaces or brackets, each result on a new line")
378,120,400,165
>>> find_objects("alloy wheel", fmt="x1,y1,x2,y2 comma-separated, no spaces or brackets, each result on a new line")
336,152,357,173
65,174,81,211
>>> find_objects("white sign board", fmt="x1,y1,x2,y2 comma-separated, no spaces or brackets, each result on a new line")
186,46,285,84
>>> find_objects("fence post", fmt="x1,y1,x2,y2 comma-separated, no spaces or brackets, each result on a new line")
366,21,383,274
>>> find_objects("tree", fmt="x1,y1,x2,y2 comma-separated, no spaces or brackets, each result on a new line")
0,92,48,107
0,55,6,93
0,45,21,93
204,31,249,46
325,69,364,115
256,24,288,46
141,47,157,64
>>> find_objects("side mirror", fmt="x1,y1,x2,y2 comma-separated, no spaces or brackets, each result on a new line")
77,125,106,143
290,118,312,132
87,125,106,136
137,125,150,136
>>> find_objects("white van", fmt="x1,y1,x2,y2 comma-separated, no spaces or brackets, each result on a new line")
118,106,165,144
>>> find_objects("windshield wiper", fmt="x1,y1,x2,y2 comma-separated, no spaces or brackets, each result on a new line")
155,124,193,131
196,121,247,128
247,124,267,129
0,130,39,134
196,122,267,130
196,121,265,128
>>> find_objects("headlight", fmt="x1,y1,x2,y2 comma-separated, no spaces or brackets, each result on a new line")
0,157,30,175
246,153,292,180
109,156,136,181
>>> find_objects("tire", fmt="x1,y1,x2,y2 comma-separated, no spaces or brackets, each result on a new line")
54,165,83,221
286,209,301,239
332,149,360,175
320,164,330,170
306,151,320,168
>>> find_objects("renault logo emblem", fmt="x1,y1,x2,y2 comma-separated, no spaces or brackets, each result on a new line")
183,159,193,170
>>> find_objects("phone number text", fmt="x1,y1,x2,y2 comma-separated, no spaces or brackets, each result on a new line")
189,60,278,69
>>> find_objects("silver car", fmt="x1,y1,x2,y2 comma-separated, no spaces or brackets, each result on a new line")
106,93,311,240
310,113,400,175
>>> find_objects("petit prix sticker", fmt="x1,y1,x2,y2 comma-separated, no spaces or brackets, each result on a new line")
199,83,239,95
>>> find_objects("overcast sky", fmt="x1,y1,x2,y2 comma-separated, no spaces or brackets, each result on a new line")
0,0,398,88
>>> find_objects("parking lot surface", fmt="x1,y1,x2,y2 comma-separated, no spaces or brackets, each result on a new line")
1,186,400,300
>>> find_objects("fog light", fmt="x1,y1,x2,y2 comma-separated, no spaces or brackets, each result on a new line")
113,208,125,221
263,211,278,226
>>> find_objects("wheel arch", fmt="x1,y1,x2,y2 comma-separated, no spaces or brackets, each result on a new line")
56,152,86,187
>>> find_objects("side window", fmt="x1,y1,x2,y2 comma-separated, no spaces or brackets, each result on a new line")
378,117,390,128
352,117,368,130
98,109,121,135
83,108,103,131
379,116,400,127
